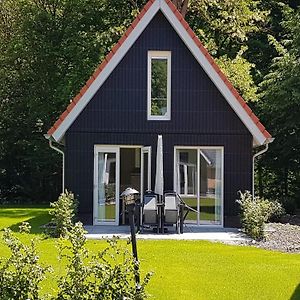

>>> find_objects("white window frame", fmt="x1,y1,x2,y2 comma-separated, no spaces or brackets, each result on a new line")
147,51,171,121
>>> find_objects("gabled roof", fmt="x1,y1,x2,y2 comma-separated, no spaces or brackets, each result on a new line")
46,0,272,146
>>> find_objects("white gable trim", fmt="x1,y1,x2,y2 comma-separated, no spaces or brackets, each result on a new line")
51,0,267,146
52,1,160,142
160,1,266,146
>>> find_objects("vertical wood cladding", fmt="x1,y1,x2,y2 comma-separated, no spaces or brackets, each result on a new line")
65,12,252,226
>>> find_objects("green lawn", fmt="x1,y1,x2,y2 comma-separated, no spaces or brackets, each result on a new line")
0,205,300,300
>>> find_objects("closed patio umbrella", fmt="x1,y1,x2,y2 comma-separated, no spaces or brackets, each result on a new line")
154,135,164,196
154,135,164,233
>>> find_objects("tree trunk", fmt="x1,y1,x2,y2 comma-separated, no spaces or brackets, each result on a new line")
171,0,189,18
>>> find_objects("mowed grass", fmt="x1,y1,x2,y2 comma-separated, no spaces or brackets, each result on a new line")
0,205,300,300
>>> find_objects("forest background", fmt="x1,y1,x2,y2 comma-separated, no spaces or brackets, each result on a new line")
0,0,299,209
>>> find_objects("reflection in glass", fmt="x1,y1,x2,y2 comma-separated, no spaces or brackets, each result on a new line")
199,150,222,224
177,150,197,223
98,152,116,222
151,58,168,116
176,148,222,225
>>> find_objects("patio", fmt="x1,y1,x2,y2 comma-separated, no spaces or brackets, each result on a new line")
84,225,249,241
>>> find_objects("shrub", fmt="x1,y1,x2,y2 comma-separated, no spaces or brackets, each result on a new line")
0,224,51,300
49,191,78,237
236,191,284,240
55,222,152,300
0,222,151,299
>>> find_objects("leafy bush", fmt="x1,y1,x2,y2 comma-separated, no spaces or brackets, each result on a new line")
55,222,152,300
0,224,51,300
49,191,78,237
236,191,284,240
0,222,151,299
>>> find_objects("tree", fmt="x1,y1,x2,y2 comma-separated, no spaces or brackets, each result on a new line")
172,0,189,17
0,0,138,202
258,6,300,206
0,0,280,202
185,0,267,102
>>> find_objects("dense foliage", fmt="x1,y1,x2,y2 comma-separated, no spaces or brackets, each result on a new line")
256,7,300,207
236,191,284,240
0,0,299,206
0,222,151,299
0,224,51,299
56,223,152,300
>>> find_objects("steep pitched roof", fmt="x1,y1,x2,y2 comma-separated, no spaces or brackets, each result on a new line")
46,0,272,146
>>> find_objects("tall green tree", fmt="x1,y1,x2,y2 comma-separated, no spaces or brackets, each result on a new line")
0,0,282,202
258,6,300,205
0,0,138,202
186,0,268,102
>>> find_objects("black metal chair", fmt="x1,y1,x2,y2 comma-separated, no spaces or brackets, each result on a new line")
177,194,199,233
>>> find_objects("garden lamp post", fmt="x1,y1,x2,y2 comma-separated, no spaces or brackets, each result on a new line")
121,187,140,288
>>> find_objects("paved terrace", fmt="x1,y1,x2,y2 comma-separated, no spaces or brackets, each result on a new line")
85,225,249,242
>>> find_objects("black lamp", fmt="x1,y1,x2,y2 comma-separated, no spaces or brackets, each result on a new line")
120,187,140,288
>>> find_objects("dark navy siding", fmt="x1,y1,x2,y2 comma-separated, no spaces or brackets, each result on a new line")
65,12,252,226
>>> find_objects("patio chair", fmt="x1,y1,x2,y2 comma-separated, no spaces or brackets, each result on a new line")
163,192,180,233
142,191,159,233
176,194,199,233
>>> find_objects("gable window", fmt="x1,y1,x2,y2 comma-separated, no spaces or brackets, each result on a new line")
147,51,171,120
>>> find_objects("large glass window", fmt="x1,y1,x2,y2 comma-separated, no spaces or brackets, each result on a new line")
175,148,223,225
148,51,171,120
97,152,117,223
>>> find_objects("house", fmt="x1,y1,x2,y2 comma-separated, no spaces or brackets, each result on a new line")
45,0,272,228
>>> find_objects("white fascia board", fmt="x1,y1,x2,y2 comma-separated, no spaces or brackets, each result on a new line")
160,1,267,146
52,1,160,142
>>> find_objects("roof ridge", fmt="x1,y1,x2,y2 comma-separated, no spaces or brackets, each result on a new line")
47,0,271,141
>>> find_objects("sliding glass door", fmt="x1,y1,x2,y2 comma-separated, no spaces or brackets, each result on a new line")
94,145,151,225
175,147,223,225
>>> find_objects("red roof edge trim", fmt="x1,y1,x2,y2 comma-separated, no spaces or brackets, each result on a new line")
187,27,196,39
73,93,82,104
106,51,114,62
263,130,272,139
92,66,102,78
60,110,69,121
164,0,271,142
118,34,127,47
47,0,156,138
174,9,183,21
231,88,241,102
238,96,247,108
131,17,140,29
243,104,252,115
124,25,134,37
144,0,155,11
48,0,271,144
79,84,88,96
180,17,190,30
250,113,259,125
47,126,56,136
66,101,76,112
257,122,265,133
86,75,95,88
138,8,147,19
